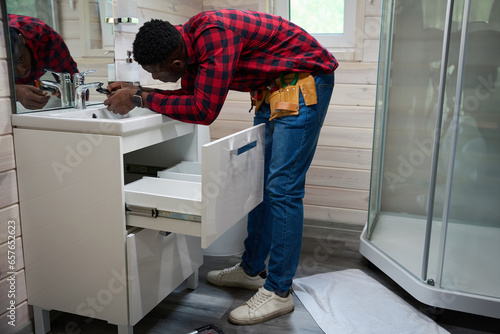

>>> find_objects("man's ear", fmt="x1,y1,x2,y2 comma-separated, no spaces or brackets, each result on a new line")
172,59,185,68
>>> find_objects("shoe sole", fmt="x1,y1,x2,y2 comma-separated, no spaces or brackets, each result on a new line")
228,305,295,325
206,277,263,291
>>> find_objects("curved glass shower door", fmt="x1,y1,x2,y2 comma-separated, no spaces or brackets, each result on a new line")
368,0,452,279
439,0,500,299
362,0,500,318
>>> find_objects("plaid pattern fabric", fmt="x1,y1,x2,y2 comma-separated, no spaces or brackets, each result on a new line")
147,9,338,125
9,14,79,84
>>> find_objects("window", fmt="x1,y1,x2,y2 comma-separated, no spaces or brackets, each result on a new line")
274,0,360,57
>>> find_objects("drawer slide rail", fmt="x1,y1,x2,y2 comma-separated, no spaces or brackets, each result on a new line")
125,204,202,223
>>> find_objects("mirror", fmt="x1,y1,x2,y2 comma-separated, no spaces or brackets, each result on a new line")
6,0,115,113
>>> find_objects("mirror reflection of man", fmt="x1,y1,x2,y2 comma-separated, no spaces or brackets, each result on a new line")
8,14,79,110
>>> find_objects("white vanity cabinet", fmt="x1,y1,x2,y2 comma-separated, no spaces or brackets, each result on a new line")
12,107,265,334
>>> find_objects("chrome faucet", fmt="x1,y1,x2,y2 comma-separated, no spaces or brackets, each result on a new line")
41,70,74,107
73,70,103,109
74,82,104,109
40,69,103,109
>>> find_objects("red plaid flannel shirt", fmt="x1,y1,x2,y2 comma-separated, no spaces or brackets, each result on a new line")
146,9,338,125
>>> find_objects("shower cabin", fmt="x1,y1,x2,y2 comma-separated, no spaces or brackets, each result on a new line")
360,0,500,319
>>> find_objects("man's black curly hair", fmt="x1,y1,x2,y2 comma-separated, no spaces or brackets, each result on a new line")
132,19,182,65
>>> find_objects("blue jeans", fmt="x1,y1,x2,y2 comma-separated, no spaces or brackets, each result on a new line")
241,72,335,294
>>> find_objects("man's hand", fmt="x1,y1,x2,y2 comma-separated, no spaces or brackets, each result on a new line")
103,82,138,115
107,81,136,93
16,84,50,110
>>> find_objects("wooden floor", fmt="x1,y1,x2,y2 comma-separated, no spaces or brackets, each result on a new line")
45,223,500,334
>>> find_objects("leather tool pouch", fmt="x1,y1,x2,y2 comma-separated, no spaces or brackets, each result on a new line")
269,73,318,121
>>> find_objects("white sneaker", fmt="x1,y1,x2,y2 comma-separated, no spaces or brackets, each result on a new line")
228,287,295,325
206,263,266,291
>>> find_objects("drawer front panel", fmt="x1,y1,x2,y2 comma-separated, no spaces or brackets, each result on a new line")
127,229,202,325
201,124,265,247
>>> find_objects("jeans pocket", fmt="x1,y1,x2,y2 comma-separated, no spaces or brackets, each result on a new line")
317,83,334,126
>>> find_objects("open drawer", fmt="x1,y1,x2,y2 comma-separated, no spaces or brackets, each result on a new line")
124,124,265,248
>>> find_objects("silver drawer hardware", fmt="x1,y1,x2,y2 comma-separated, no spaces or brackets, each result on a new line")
229,140,257,156
105,17,139,24
125,204,202,222
125,204,155,217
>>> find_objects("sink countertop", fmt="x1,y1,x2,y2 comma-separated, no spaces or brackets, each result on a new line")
11,104,174,136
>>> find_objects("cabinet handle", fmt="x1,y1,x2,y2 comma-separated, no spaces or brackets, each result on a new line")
230,140,257,156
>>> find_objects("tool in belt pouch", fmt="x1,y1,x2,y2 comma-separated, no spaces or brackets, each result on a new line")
268,73,318,120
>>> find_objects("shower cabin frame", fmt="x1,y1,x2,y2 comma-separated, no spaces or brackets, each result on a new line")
360,0,500,319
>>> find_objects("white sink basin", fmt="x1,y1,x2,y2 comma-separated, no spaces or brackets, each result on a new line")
48,107,153,119
12,104,174,135
16,95,63,112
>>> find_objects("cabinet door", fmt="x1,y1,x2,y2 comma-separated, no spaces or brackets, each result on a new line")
125,124,265,248
127,228,202,325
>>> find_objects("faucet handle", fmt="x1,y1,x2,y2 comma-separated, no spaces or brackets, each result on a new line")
73,70,96,84
44,69,71,82
81,69,96,76
75,70,96,79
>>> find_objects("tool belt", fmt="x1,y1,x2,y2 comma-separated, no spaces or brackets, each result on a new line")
250,72,318,120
